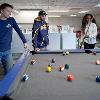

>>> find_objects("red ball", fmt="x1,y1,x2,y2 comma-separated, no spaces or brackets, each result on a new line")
31,59,35,64
92,52,96,55
67,74,73,81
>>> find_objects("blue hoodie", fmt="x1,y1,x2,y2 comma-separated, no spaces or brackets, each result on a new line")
0,17,27,52
32,17,49,48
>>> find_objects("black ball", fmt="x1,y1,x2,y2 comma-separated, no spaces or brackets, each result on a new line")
63,52,66,56
51,59,55,63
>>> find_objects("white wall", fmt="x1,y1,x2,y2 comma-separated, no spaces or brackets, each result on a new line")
95,15,100,28
14,13,100,32
12,13,100,53
15,17,81,33
48,16,82,31
14,11,38,23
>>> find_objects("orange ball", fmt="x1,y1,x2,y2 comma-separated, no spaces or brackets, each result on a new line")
96,60,100,65
31,59,35,64
59,66,64,71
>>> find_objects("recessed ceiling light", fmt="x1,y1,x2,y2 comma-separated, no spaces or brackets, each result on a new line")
78,10,89,13
70,14,77,17
95,3,100,7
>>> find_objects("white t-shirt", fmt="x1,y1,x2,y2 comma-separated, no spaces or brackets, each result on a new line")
84,22,97,44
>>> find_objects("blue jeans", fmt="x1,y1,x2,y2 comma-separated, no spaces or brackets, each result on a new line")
0,50,13,75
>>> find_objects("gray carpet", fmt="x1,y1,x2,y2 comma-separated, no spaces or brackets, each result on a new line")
8,53,100,100
0,53,22,80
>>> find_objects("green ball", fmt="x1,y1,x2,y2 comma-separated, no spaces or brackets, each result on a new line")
65,64,69,70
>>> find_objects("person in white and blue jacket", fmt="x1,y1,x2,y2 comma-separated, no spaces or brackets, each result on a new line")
0,3,28,75
81,14,97,53
32,10,49,52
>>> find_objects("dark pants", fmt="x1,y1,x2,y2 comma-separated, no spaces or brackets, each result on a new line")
84,42,95,53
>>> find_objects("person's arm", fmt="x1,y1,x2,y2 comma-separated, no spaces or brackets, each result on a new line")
12,17,28,49
32,22,40,51
89,23,97,38
46,23,49,36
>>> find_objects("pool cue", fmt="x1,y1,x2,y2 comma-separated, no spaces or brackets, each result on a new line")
80,37,87,48
80,23,91,48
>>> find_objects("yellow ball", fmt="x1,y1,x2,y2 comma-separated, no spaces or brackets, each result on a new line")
47,67,52,72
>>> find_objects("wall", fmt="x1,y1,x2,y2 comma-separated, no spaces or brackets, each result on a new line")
14,11,38,23
14,16,82,32
14,12,100,31
95,15,100,28
48,16,82,31
12,14,100,53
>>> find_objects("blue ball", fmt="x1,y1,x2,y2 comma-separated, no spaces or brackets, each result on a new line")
22,74,29,81
96,76,100,82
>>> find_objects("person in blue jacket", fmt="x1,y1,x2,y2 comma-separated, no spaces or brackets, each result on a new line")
32,10,49,52
0,3,28,75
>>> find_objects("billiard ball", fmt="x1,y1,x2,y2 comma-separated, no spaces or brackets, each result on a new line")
47,66,52,72
65,64,69,70
36,48,40,52
31,59,35,64
22,74,29,81
48,64,52,68
67,73,73,81
59,66,64,72
63,52,66,56
92,52,96,55
65,51,69,55
51,58,55,63
96,75,100,82
96,60,100,65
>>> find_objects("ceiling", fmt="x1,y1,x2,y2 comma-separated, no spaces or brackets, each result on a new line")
0,0,100,17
